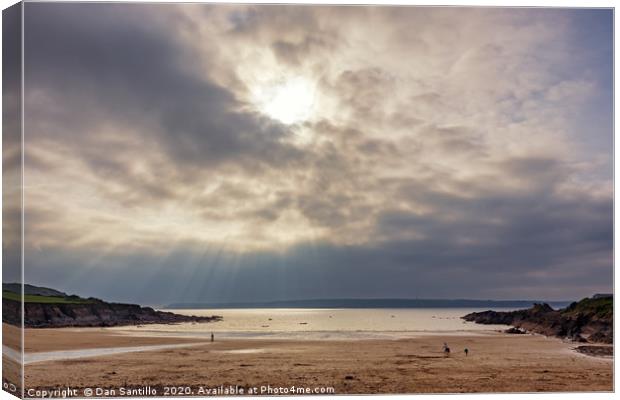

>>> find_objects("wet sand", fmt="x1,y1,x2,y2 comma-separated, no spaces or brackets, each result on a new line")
13,324,613,395
3,324,208,353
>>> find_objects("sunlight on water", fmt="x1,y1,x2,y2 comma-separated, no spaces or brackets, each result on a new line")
110,308,514,340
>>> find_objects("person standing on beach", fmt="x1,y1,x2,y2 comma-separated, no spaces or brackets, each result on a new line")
211,333,214,342
464,348,469,356
443,342,450,357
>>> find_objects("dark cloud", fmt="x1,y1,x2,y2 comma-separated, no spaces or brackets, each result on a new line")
24,3,301,173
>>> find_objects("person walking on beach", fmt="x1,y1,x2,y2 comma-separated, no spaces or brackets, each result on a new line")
211,333,214,342
464,348,469,356
443,342,450,357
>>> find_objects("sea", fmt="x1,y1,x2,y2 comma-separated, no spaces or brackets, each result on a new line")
6,308,517,364
110,308,515,340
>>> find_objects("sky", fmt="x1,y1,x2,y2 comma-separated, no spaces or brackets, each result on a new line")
6,4,613,304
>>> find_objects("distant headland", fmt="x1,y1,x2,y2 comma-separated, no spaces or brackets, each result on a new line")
164,298,571,309
2,283,221,328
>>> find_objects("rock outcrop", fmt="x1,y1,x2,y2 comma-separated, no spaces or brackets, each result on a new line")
3,293,221,328
462,296,612,344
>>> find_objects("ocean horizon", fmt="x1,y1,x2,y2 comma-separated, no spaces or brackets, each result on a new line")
160,298,572,310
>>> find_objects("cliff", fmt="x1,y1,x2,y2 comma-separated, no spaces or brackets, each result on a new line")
2,285,221,328
462,296,612,344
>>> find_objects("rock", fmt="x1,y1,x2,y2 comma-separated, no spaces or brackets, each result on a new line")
3,298,222,328
575,345,613,357
462,296,612,344
505,327,526,334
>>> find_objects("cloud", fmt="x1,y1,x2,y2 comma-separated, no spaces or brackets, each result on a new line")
25,4,301,170
20,4,612,301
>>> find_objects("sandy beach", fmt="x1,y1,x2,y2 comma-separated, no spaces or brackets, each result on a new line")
5,324,612,395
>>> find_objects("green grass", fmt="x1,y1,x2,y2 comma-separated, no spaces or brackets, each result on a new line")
562,296,613,319
2,291,93,304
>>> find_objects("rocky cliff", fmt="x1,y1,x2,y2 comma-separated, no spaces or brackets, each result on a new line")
2,286,221,328
462,296,612,344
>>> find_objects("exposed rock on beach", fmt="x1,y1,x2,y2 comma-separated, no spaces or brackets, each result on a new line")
463,295,612,344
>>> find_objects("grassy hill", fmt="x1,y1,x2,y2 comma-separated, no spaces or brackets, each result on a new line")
2,290,93,304
562,296,612,319
3,283,68,297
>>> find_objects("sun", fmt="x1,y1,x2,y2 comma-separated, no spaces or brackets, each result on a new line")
254,78,317,125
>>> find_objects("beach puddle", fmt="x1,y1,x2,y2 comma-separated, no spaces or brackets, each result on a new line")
212,348,266,354
3,343,206,365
